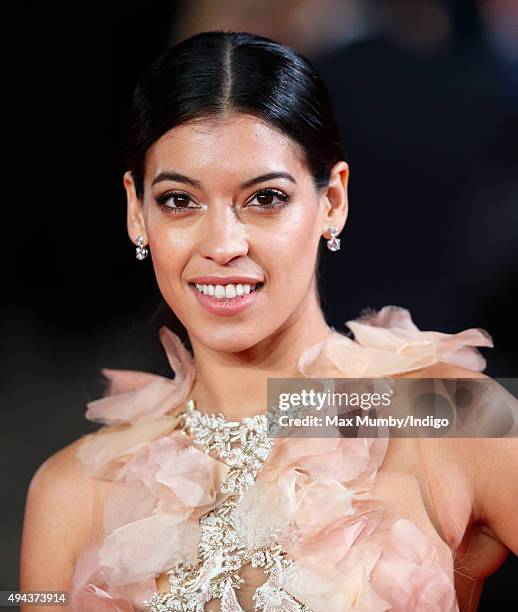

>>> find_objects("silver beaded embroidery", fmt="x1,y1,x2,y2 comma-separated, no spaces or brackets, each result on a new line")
142,399,312,612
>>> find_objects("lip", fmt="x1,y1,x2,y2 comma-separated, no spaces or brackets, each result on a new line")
187,275,264,285
189,282,264,317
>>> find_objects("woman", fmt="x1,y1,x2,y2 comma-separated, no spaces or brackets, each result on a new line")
20,31,517,611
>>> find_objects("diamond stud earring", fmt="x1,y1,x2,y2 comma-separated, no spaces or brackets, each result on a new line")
326,226,341,251
135,235,149,260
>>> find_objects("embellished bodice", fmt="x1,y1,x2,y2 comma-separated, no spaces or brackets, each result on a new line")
144,400,309,612
70,305,494,611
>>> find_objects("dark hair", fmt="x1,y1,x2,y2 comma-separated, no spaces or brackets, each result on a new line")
123,30,344,199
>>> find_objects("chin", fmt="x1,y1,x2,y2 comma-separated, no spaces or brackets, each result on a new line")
190,324,269,353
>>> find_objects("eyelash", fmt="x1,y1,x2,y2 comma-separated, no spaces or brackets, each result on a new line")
154,188,291,215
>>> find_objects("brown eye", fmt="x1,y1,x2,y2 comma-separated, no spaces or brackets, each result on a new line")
248,188,291,210
155,191,200,215
256,192,275,206
169,194,191,207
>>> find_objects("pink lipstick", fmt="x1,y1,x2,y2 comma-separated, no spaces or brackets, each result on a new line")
189,282,264,317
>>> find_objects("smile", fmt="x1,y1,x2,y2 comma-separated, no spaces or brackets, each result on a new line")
188,282,264,316
192,282,262,298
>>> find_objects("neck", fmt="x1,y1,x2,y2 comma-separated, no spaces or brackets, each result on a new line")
186,286,331,421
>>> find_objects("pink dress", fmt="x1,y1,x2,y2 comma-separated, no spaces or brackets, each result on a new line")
70,305,495,611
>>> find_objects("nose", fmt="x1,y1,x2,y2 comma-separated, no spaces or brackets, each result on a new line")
197,202,249,265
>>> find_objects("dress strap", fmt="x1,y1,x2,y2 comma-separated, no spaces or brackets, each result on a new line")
413,437,450,546
413,437,483,611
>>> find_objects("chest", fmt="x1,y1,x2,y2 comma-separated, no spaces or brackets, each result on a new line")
148,437,461,612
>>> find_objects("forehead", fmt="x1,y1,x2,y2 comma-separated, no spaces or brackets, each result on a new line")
145,114,308,182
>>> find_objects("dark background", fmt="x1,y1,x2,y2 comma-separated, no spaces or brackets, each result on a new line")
7,0,517,607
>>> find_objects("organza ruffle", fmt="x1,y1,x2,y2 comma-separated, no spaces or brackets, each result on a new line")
71,305,493,610
298,304,493,378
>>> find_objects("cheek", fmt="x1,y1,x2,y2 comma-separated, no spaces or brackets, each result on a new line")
146,223,187,294
260,204,320,285
145,205,190,266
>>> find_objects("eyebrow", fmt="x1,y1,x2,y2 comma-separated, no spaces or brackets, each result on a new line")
151,171,297,189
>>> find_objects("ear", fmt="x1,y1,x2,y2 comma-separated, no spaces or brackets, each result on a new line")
123,171,147,244
320,161,349,239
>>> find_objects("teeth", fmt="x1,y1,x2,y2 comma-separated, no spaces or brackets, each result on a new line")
194,282,261,298
225,284,236,298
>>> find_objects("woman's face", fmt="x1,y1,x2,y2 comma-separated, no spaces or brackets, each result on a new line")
125,113,348,352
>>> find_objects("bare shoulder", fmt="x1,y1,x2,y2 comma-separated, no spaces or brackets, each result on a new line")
24,436,99,525
394,360,494,484
398,361,518,558
395,360,493,484
20,434,107,599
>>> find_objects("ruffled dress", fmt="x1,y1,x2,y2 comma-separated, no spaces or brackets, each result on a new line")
70,305,494,611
